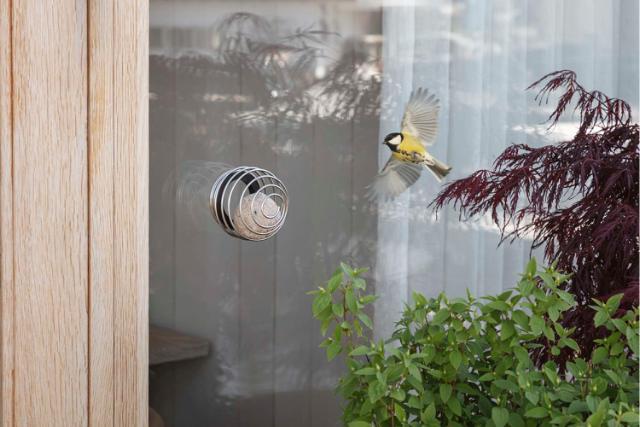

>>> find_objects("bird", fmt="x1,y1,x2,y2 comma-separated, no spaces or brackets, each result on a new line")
367,87,451,199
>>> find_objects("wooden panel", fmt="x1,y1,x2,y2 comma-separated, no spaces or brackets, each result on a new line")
11,0,89,425
88,0,115,425
112,0,149,425
0,0,14,424
0,0,149,425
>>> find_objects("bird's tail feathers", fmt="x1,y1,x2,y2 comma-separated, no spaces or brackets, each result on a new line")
424,157,451,182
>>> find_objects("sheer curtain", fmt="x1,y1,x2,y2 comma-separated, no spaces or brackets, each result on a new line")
375,0,639,338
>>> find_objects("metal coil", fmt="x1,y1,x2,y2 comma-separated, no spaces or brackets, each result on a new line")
209,166,288,241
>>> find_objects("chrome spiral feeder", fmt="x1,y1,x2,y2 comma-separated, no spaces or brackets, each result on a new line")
209,166,288,241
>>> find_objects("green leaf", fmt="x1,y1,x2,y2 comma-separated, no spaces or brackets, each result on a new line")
530,315,545,336
594,311,608,327
611,341,624,355
524,407,548,419
620,412,639,423
492,407,509,427
512,310,529,328
327,342,342,361
332,303,344,318
525,391,539,405
559,337,579,351
360,295,378,305
327,271,342,292
611,318,626,333
421,403,436,423
312,293,332,317
508,413,525,427
439,383,452,403
605,293,623,312
367,380,386,403
352,278,366,290
349,346,371,357
345,288,358,313
513,346,530,364
567,401,589,414
408,363,421,381
519,279,535,296
543,325,555,341
348,421,371,427
413,291,428,306
586,401,606,427
539,271,555,287
447,397,462,416
394,403,406,422
340,262,354,276
487,300,510,312
479,373,495,381
357,312,373,330
320,317,331,336
390,388,405,402
557,290,575,306
543,363,559,385
494,379,519,393
432,309,450,325
449,350,462,369
604,369,621,384
500,320,516,340
354,367,376,376
525,258,537,276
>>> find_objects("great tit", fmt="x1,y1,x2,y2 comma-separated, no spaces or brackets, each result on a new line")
368,87,451,199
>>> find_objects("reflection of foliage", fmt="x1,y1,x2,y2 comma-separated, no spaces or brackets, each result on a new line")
432,71,638,361
315,39,383,120
150,12,383,138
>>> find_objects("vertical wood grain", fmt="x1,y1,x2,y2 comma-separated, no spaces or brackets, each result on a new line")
11,0,89,425
112,0,149,425
1,0,149,425
0,0,14,424
88,0,115,425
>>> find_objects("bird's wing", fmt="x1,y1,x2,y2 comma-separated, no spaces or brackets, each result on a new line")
366,157,423,200
401,87,440,146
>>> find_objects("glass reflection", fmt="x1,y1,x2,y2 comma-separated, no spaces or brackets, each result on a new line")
150,3,382,426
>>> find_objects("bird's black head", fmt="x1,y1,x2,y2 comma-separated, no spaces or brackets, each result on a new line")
383,132,403,151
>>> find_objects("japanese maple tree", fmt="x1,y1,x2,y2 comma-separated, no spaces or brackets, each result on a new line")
432,70,638,355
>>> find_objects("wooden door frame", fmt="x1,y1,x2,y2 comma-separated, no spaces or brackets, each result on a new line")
0,1,148,425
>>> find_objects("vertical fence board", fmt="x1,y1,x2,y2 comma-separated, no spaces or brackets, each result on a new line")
0,0,14,424
88,0,115,425
112,0,149,426
11,0,89,425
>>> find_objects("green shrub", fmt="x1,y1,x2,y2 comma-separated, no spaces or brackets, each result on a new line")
310,259,639,427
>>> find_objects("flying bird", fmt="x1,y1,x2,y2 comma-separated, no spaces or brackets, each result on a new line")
368,88,451,199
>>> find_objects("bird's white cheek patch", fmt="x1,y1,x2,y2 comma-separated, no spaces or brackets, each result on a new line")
390,135,402,146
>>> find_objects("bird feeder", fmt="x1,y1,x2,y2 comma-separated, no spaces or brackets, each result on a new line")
209,166,288,241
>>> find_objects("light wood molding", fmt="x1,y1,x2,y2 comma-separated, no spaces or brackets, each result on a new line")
0,0,14,425
111,0,149,425
0,1,149,425
11,0,89,424
88,0,115,425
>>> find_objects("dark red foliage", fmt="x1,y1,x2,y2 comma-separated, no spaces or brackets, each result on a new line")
431,70,638,311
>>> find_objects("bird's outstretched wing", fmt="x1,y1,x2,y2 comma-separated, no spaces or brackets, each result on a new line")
367,157,423,200
401,87,440,146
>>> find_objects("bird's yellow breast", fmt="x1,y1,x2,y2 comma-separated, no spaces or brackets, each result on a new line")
392,132,427,162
